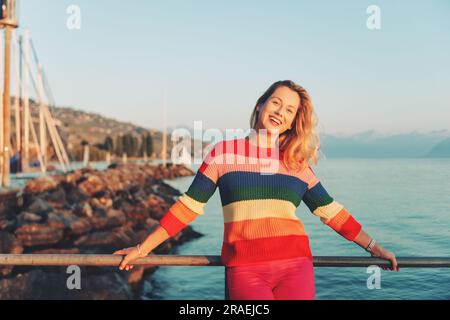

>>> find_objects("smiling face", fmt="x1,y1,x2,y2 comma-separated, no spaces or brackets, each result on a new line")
256,86,300,135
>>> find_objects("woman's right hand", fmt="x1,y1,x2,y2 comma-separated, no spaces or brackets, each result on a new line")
113,246,145,271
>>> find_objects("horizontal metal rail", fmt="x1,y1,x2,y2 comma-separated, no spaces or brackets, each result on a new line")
1,255,450,268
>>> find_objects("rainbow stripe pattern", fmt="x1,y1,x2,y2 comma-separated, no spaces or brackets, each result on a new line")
160,138,362,267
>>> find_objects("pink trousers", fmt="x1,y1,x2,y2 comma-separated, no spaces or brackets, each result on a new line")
225,256,315,300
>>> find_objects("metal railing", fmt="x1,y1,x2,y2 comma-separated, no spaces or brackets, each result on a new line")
1,254,450,268
2,254,449,300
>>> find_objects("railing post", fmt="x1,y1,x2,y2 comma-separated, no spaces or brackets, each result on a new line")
224,267,230,300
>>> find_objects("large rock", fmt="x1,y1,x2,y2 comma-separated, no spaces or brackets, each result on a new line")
147,195,171,220
14,224,64,247
24,176,60,194
152,181,182,198
126,202,150,224
78,175,107,196
73,231,116,247
65,187,90,206
17,211,46,226
0,270,133,300
45,210,92,237
27,198,53,215
47,212,70,230
87,209,126,231
43,185,67,207
73,224,138,249
67,217,92,236
89,198,109,211
73,202,93,218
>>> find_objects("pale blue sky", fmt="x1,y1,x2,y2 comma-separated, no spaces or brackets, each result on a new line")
20,0,450,135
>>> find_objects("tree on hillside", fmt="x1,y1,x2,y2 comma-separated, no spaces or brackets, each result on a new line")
122,133,139,157
115,135,123,155
104,136,114,153
140,133,153,157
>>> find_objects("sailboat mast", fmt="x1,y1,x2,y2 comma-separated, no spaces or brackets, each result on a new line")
0,31,3,186
2,26,12,187
21,30,30,172
161,87,167,166
0,0,19,187
12,29,21,172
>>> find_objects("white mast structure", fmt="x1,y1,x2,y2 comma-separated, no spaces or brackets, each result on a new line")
0,0,19,187
161,86,167,166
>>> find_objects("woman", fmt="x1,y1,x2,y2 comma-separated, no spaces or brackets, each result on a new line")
114,80,399,300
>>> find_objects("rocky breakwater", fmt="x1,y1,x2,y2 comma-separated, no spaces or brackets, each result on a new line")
0,163,200,299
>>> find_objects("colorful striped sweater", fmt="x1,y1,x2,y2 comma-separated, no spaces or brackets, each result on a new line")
160,137,362,267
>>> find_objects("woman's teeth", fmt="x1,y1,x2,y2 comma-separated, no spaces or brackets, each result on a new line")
269,116,281,126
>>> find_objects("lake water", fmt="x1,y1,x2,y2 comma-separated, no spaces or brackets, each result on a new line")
142,158,450,300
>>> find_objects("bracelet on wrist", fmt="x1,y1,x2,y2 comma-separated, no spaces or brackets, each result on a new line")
365,238,377,253
136,244,142,256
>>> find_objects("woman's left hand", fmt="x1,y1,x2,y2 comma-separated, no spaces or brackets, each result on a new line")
371,247,400,271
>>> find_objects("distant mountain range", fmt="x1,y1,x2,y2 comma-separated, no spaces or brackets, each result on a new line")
167,126,450,159
319,129,450,158
426,137,450,158
27,102,450,159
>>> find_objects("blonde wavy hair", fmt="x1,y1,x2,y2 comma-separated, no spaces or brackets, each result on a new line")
250,80,321,171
